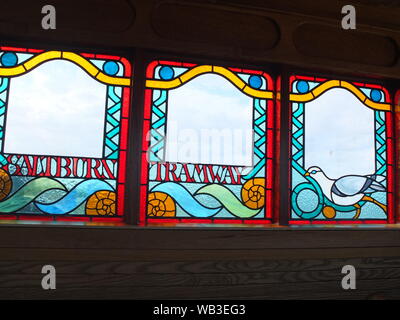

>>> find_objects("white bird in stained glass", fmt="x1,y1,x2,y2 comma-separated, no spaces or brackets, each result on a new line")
305,166,386,218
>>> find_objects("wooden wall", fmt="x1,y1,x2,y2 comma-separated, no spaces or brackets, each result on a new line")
0,0,399,299
1,0,399,79
1,224,400,299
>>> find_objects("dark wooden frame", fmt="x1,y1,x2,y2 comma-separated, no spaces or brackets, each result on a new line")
0,38,398,302
0,0,399,300
0,221,400,299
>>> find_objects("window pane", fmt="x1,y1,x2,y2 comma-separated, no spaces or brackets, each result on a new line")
0,47,132,221
164,73,253,166
140,60,275,224
289,75,394,224
4,60,106,158
304,88,375,178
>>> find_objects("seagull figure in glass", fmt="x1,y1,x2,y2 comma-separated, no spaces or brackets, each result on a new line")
305,166,386,219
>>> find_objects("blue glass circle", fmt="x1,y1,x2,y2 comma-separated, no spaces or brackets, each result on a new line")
296,80,309,93
248,75,262,89
1,52,18,67
370,89,382,102
296,189,319,213
159,66,174,80
103,61,119,76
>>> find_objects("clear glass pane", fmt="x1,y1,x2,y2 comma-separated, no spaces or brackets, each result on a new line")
165,73,253,166
304,87,375,178
4,60,106,158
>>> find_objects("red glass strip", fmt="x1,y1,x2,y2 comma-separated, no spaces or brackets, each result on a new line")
140,153,149,184
119,118,129,150
120,57,132,78
117,183,125,216
143,89,152,120
118,150,127,183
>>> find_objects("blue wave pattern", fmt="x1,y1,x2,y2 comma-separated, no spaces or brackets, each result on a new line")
35,180,114,214
0,177,115,215
150,182,262,218
0,177,66,212
151,182,221,217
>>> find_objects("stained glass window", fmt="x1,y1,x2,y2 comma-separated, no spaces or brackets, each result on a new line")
140,60,275,224
289,75,394,224
0,46,132,221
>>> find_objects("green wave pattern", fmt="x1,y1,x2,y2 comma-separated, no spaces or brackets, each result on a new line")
0,178,66,212
196,184,261,218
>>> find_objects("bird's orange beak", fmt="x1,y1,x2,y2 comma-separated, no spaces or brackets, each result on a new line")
304,172,310,176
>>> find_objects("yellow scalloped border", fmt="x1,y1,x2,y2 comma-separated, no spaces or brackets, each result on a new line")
146,65,274,99
290,80,390,111
0,51,131,86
